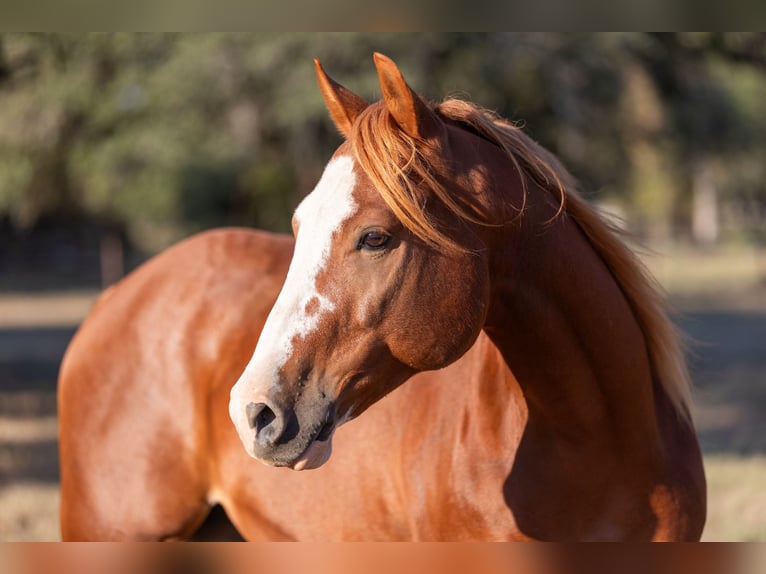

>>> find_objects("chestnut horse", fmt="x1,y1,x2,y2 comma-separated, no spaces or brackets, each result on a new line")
58,53,705,540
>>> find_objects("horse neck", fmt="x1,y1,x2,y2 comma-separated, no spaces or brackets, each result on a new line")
480,177,663,452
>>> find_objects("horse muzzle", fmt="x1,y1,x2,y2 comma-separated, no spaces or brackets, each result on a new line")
230,391,337,470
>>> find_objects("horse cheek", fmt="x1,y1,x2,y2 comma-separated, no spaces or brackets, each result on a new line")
387,253,488,372
437,257,490,363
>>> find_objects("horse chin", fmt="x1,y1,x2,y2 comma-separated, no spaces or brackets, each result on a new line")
290,435,334,471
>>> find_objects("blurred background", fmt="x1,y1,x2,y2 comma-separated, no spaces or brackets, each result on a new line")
0,32,764,540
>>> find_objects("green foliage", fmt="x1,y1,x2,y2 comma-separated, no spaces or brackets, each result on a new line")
0,33,764,251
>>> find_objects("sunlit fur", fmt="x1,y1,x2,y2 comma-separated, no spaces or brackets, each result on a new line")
351,97,692,421
58,55,704,541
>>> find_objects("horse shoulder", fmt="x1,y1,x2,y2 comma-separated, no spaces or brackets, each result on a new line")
58,228,292,540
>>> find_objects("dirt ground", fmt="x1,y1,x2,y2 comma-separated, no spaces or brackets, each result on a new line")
1,247,765,541
0,293,76,541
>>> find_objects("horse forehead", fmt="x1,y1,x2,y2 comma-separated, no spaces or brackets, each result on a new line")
295,154,359,231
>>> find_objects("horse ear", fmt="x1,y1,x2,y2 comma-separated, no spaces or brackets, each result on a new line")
373,52,442,140
314,59,369,138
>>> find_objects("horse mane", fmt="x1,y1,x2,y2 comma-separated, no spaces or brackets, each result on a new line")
349,97,693,422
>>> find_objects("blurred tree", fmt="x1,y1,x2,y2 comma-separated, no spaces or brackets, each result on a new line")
0,32,763,284
630,33,766,244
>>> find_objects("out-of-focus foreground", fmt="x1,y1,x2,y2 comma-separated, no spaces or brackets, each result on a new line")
0,33,764,541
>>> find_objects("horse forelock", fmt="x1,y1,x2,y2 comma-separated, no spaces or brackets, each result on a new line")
348,96,693,422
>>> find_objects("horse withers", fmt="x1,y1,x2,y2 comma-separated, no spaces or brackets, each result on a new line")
59,54,705,540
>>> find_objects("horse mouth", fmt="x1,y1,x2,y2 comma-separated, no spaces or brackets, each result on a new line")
274,406,337,470
289,420,335,471
316,419,334,442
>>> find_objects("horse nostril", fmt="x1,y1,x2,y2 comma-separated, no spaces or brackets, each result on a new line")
246,401,284,448
246,402,275,432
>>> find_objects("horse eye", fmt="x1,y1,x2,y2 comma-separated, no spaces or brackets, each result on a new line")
357,231,391,251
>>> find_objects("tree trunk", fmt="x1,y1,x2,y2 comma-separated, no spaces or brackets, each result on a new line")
691,158,719,246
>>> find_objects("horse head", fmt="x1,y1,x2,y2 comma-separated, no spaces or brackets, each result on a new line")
229,54,494,469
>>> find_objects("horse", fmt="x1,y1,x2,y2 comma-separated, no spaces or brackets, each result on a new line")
58,53,706,540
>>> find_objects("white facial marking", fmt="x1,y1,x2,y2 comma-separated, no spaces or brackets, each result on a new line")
230,155,357,439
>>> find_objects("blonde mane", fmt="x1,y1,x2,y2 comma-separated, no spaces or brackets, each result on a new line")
349,97,693,421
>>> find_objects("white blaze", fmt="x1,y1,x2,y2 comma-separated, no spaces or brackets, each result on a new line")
229,155,358,437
